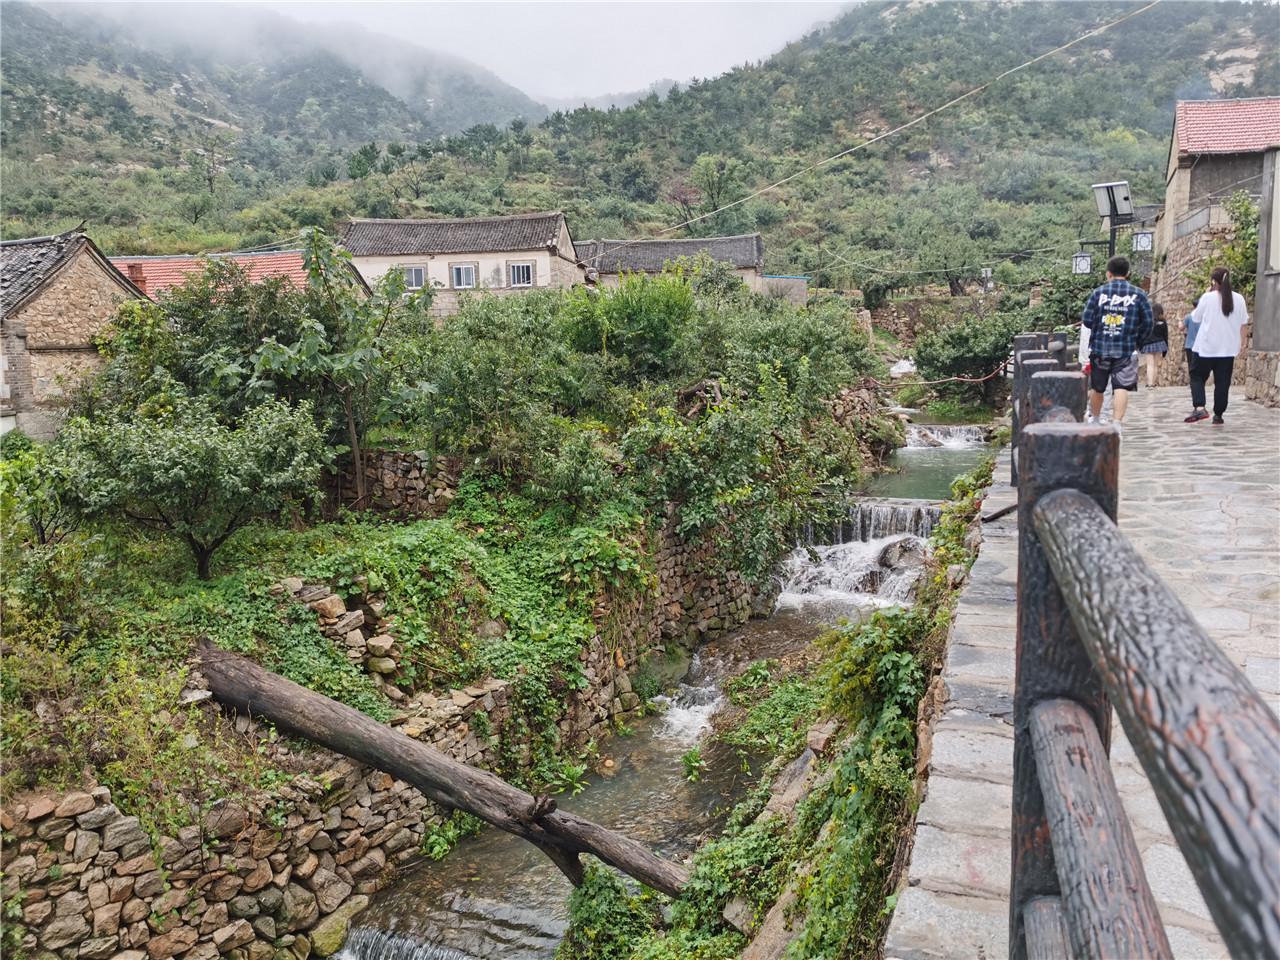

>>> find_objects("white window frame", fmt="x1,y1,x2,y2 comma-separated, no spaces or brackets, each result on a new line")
402,265,425,290
450,263,477,289
508,261,535,288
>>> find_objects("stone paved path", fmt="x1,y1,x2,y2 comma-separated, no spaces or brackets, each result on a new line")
884,388,1280,960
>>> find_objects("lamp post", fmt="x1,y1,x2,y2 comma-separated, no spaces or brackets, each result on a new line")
1072,251,1093,275
1091,180,1136,258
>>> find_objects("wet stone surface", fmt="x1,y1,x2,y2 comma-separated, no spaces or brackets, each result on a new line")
886,390,1279,960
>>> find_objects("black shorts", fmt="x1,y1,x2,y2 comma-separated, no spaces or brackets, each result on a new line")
1088,353,1139,393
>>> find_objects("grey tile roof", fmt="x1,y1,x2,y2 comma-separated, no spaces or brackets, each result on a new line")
1,232,84,316
577,234,764,274
342,212,569,257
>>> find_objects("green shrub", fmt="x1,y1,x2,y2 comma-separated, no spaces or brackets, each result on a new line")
914,306,1024,402
557,865,664,960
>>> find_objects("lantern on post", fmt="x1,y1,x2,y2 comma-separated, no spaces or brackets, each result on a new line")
1072,251,1093,275
1133,230,1154,252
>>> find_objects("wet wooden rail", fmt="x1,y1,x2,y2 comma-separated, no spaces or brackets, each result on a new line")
1007,334,1280,960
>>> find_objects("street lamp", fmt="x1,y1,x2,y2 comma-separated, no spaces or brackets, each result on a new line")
1132,230,1154,252
1072,251,1093,275
1091,180,1136,257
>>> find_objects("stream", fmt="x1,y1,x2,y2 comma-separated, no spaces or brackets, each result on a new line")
336,426,988,960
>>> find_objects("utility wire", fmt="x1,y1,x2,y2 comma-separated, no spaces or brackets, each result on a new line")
583,0,1163,266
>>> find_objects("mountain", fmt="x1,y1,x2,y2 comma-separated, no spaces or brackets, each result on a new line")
0,2,544,163
2,0,1276,282
541,79,681,113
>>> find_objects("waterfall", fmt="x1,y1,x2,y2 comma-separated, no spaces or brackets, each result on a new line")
775,534,925,611
653,653,726,744
802,498,942,545
904,424,988,449
336,929,473,960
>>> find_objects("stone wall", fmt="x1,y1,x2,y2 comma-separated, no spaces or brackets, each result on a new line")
334,450,460,517
1150,224,1252,388
1245,350,1280,407
1,513,756,960
3,249,136,438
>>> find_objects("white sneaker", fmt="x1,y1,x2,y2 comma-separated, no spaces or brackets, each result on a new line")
1113,421,1122,436
1086,414,1096,425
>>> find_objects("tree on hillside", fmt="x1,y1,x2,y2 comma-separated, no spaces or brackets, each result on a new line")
58,396,324,579
252,229,437,505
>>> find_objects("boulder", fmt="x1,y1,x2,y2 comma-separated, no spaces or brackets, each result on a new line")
204,801,249,839
308,596,346,619
212,919,256,953
281,884,318,932
145,924,198,958
307,869,351,914
365,635,394,657
54,793,96,818
77,934,119,959
40,914,91,950
76,804,121,831
102,816,147,852
308,895,369,957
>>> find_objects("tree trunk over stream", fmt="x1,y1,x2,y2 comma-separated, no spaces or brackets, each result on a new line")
197,640,690,897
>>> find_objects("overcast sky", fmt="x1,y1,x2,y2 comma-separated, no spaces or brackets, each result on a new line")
262,1,850,100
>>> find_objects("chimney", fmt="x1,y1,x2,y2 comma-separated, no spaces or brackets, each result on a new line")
125,263,148,295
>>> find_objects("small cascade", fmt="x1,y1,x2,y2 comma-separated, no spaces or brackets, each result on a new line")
775,534,925,610
653,653,726,744
904,424,988,449
802,498,942,545
337,929,473,960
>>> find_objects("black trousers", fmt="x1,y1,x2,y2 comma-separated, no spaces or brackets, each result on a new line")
1190,354,1235,416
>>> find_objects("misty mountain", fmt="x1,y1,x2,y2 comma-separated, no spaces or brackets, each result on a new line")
541,79,681,113
2,0,1276,277
0,0,546,164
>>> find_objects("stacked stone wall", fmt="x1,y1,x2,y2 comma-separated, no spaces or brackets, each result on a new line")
1150,225,1253,389
3,250,137,437
333,450,460,517
1,509,756,960
1245,350,1280,407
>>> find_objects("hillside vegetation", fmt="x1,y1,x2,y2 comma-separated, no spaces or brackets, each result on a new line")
2,1,1276,297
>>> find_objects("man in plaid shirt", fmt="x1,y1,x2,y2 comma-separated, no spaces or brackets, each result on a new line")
1081,255,1153,430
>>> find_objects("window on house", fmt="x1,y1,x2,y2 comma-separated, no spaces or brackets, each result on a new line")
451,264,476,289
402,266,425,290
509,262,534,288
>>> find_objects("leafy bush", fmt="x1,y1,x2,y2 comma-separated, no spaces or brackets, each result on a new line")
914,305,1025,402
557,866,664,960
58,396,324,579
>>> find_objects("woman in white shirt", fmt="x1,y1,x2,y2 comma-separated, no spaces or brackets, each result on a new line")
1183,267,1249,425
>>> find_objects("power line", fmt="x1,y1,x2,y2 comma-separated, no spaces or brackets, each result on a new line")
583,0,1163,266
824,240,1078,278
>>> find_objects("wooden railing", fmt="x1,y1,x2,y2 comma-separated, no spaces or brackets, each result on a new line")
1007,335,1280,960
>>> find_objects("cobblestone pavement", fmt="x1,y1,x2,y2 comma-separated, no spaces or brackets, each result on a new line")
884,388,1279,960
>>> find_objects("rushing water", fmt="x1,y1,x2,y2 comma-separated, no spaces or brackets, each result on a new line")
337,534,919,960
337,426,989,960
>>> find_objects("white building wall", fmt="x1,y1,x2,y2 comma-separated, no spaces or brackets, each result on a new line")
351,250,556,292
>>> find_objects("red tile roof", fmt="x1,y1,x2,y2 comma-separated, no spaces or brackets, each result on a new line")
109,250,311,296
1175,97,1280,157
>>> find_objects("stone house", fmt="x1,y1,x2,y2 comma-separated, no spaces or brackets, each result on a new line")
108,249,372,299
340,212,583,318
1,230,147,438
1149,96,1280,398
575,233,767,291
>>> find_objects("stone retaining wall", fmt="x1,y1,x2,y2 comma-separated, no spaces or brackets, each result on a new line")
1245,350,1280,407
333,451,460,517
2,513,756,960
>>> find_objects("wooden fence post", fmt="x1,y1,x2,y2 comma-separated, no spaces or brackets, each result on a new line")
1010,423,1119,960
1027,371,1086,424
1010,340,1051,486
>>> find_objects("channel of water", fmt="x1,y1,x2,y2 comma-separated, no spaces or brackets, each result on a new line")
336,425,988,960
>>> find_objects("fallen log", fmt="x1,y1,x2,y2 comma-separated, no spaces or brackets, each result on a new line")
197,640,690,896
